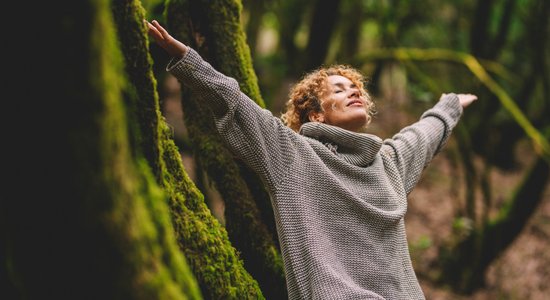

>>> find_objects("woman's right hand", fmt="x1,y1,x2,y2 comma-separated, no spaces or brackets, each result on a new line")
455,93,477,108
146,20,188,58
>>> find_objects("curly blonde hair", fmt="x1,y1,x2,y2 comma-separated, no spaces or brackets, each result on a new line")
281,65,375,132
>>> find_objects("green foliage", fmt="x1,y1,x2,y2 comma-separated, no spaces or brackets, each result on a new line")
452,217,474,240
410,235,433,253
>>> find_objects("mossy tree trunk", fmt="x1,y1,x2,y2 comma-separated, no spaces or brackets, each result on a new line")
2,0,200,299
111,0,265,299
165,0,287,298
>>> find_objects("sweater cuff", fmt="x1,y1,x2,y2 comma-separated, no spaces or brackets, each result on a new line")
431,93,462,119
166,47,204,85
421,93,463,124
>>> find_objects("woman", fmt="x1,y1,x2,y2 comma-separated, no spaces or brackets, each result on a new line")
147,20,477,300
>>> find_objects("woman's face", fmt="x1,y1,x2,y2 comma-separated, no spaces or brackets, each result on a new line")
314,75,369,132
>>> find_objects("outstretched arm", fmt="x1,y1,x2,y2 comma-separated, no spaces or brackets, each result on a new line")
382,93,476,194
146,20,188,58
145,20,298,191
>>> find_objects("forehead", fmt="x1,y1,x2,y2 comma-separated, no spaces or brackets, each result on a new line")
327,75,353,86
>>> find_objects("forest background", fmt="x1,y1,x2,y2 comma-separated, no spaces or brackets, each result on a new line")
2,0,549,299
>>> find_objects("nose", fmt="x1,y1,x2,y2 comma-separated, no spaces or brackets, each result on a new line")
348,88,360,98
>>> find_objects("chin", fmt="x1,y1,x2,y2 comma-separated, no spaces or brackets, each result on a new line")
341,119,368,132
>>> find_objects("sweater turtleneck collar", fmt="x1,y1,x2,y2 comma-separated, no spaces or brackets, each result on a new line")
299,122,383,167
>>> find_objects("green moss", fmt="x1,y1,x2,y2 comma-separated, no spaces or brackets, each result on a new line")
199,0,264,106
106,159,202,300
111,0,164,180
159,125,264,299
95,1,203,298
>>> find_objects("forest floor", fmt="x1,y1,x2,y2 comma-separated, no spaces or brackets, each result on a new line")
161,73,550,300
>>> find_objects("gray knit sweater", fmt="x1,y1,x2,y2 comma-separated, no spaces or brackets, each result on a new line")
168,48,463,300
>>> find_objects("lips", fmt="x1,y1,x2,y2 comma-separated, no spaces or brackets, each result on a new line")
346,99,364,107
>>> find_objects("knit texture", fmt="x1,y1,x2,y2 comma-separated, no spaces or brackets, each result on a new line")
168,48,463,300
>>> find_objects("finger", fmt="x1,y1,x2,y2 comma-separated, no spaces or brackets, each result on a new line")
148,27,163,41
152,20,171,40
144,20,155,32
147,23,164,41
145,20,155,32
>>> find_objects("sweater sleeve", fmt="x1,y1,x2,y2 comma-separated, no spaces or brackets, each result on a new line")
166,48,297,190
382,93,463,194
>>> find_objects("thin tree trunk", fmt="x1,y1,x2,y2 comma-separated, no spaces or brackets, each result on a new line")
469,0,493,58
243,0,265,59
304,0,342,71
336,0,364,62
276,0,312,75
111,0,163,179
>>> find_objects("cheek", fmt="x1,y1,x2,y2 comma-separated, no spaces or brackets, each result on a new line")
322,97,346,111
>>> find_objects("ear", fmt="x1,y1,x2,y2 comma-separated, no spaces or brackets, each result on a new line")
308,111,325,123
